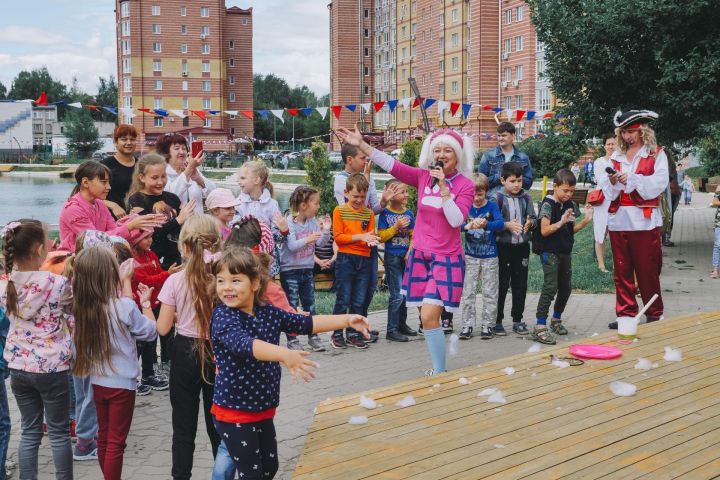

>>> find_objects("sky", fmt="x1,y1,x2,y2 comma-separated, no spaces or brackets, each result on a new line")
0,0,330,97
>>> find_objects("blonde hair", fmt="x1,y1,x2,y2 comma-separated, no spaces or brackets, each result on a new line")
178,214,222,383
615,125,658,154
129,153,167,198
241,160,274,196
474,173,490,192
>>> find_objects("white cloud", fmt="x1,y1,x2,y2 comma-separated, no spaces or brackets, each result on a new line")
0,26,68,46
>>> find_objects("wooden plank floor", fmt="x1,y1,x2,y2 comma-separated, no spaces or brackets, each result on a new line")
294,312,720,479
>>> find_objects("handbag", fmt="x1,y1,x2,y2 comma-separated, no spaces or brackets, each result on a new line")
587,189,605,206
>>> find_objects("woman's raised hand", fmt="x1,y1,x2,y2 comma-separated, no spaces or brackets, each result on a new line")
177,200,197,225
336,125,364,147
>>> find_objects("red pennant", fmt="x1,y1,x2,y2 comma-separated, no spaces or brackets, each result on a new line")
412,97,423,108
482,105,494,111
138,108,151,114
515,110,526,121
286,108,299,117
190,110,206,120
330,105,342,120
240,110,254,120
372,101,385,112
34,92,48,106
543,111,555,119
450,102,461,116
86,105,100,111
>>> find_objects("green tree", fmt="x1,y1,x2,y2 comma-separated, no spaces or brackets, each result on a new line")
64,108,101,158
698,122,720,177
0,81,6,100
95,76,118,122
517,122,585,178
527,0,720,145
305,141,335,215
8,67,67,103
398,139,422,214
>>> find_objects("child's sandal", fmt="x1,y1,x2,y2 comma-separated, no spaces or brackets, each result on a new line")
711,269,719,279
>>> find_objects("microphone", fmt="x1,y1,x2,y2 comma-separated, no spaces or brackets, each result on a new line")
605,166,617,175
431,160,445,188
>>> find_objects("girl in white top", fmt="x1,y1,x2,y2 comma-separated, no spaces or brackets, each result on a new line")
592,133,617,273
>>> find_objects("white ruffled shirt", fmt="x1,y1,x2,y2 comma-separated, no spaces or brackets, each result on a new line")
164,164,216,215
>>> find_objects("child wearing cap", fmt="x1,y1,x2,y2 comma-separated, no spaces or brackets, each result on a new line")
206,188,241,240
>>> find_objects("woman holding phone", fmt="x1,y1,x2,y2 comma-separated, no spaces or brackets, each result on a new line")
592,133,617,273
156,133,216,215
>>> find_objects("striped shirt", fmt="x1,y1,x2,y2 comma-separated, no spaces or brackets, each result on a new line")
333,203,375,257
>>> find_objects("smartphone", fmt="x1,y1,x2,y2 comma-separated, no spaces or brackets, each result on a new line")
191,140,203,158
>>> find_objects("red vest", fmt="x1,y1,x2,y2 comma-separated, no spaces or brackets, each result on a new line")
608,148,663,218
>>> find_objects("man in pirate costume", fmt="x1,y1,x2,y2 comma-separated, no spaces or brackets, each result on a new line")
604,110,668,330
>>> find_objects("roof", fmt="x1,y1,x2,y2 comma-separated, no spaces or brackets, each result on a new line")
176,127,230,137
226,6,252,15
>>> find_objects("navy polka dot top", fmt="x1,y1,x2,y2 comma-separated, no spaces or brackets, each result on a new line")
211,303,313,412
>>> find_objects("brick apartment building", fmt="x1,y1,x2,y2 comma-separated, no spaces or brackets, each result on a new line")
115,0,253,150
329,0,554,151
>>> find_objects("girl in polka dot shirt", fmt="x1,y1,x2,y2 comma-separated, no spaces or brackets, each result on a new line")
210,248,370,479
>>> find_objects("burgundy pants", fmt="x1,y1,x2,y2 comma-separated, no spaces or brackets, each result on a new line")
92,385,136,480
609,228,664,319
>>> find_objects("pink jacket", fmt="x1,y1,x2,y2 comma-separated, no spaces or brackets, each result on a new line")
58,193,131,251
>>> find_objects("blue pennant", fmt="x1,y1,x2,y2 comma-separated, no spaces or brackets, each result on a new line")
387,99,398,112
257,110,269,118
462,104,472,118
345,104,357,112
492,107,504,113
423,98,436,109
153,108,169,117
526,111,536,120
103,107,118,115
301,108,314,117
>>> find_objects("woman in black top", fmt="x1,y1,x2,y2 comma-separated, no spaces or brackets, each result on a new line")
101,124,138,217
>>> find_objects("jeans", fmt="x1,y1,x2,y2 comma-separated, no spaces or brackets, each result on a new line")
211,442,236,480
713,228,720,268
170,334,220,480
535,253,572,320
212,418,278,480
384,252,407,333
332,252,372,338
72,375,98,446
92,385,135,480
362,247,379,317
10,369,73,480
496,243,530,324
1,374,10,480
280,268,316,341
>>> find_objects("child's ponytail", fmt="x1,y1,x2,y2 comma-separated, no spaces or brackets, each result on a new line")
1,219,47,317
70,161,111,199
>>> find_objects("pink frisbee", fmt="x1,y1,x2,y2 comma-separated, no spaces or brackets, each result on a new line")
569,344,623,360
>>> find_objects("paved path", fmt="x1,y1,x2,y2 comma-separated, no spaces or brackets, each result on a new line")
5,193,718,479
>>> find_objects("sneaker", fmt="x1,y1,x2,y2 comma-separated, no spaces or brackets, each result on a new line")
532,326,556,345
608,321,618,330
286,338,304,350
307,334,326,352
386,331,409,342
346,336,369,349
142,375,169,391
424,369,438,376
136,382,152,396
441,315,454,334
153,364,169,381
73,443,98,461
398,324,418,336
367,330,380,344
513,322,529,335
550,320,568,335
480,325,493,339
330,335,347,349
160,361,171,375
493,324,507,336
459,326,473,340
417,324,424,336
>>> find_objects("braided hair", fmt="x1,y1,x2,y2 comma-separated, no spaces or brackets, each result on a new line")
2,219,47,317
288,185,319,215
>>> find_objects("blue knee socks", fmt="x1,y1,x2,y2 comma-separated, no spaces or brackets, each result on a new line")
424,327,446,373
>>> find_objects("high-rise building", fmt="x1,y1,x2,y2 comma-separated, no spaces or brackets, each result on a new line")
329,0,554,150
115,1,253,147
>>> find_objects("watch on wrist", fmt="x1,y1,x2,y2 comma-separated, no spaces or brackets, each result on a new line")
141,301,151,309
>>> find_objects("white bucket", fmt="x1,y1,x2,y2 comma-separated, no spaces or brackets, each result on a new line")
617,316,638,340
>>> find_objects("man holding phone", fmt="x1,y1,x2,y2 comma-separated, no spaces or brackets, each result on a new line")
603,110,668,330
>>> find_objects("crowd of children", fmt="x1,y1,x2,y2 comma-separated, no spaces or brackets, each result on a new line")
0,121,603,479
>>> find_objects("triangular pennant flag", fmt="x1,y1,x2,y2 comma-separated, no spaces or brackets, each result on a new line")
450,102,461,116
240,110,254,120
316,107,328,119
400,97,412,109
34,92,48,106
102,107,118,115
526,111,536,120
153,108,169,117
387,99,398,112
373,101,385,112
86,105,100,111
208,110,221,116
121,107,135,119
483,105,494,111
330,105,342,119
138,108,152,114
190,109,206,120
257,110,269,118
505,109,514,121
423,98,436,109
462,103,472,118
300,107,314,117
52,100,68,106
286,108,299,117
169,109,187,119
515,110,526,122
543,111,554,119
437,100,450,115
68,102,83,109
491,107,503,113
270,109,285,122
412,97,423,108
360,103,371,114
345,104,357,112
224,110,239,116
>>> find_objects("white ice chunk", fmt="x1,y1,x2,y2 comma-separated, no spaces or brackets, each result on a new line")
591,333,599,337
663,346,683,362
358,395,377,410
494,408,503,412
552,359,570,368
531,372,538,377
458,377,470,385
348,416,368,425
487,391,507,404
494,444,505,449
634,358,658,370
396,395,416,408
432,384,441,389
502,367,516,376
448,334,459,356
527,343,542,353
478,388,498,397
609,381,637,397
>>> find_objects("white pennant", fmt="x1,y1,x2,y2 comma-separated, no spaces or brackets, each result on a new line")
120,107,135,119
316,107,328,119
270,109,285,123
224,110,239,116
400,97,412,109
437,100,450,115
68,102,82,108
505,109,514,121
169,109,186,119
360,103,371,114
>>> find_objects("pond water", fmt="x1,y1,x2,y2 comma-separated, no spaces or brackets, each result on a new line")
0,175,290,227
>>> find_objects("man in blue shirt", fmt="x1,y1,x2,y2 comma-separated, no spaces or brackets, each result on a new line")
478,122,533,197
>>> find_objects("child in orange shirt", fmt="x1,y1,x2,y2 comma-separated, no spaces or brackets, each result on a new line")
330,173,380,349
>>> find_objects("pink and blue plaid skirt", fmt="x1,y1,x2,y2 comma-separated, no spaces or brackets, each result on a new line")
401,248,465,313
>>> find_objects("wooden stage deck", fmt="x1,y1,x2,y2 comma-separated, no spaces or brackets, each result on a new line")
294,312,720,479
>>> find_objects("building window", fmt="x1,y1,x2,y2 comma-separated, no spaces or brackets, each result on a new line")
515,65,523,80
515,95,523,108
182,81,188,91
153,60,162,72
438,83,444,94
364,9,369,18
537,59,546,80
452,56,459,71
538,88,550,111
202,62,210,73
229,58,235,67
152,42,161,53
241,18,247,25
202,80,211,91
201,7,209,17
451,81,458,94
120,2,129,17
152,24,161,34
517,6,524,21
451,8,458,23
182,117,189,127
182,60,188,74
203,99,211,109
505,67,511,82
504,96,511,108
181,44,188,53
364,85,369,95
180,25,187,35
364,28,369,38
364,66,369,76
123,77,131,92
504,38,512,54
122,40,131,55
230,127,236,136
229,92,236,102
182,98,189,109
154,117,164,127
204,118,212,127
505,9,512,24
154,98,163,109
537,41,546,52
151,5,160,15
439,60,444,72
229,75,235,84
180,5,186,16
123,96,132,107
439,37,444,49
451,33,459,47
201,26,210,36
122,58,131,74
229,40,235,49
121,21,130,36
154,80,163,90
516,36,524,51
364,47,369,57
201,44,210,54
439,13,444,26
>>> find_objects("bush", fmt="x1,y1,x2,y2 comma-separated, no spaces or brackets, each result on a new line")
398,139,422,214
698,122,720,177
683,166,706,178
517,122,585,178
304,141,335,215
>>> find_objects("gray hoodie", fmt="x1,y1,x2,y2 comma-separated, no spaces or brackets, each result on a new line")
494,188,537,245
